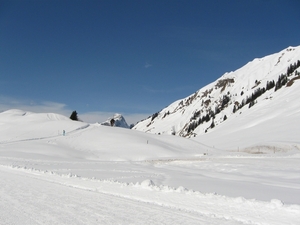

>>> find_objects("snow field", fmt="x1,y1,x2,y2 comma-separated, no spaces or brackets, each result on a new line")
1,164,299,225
0,109,300,224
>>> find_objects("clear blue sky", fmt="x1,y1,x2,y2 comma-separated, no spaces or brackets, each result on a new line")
1,0,300,124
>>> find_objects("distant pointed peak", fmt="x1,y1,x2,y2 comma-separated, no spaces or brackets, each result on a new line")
101,113,130,128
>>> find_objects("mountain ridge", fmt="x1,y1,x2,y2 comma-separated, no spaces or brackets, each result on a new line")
133,46,300,144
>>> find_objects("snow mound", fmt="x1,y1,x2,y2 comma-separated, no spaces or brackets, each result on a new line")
140,179,155,188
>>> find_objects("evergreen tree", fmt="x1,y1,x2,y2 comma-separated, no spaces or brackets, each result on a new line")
198,117,202,125
266,80,275,90
221,95,230,109
241,99,245,108
70,111,79,121
151,112,159,121
210,120,215,128
249,101,255,108
205,114,210,122
233,105,237,113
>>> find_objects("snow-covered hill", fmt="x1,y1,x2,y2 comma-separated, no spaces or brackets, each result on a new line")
0,109,207,161
133,46,300,150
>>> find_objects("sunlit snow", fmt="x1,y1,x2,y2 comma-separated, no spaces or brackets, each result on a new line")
1,46,300,224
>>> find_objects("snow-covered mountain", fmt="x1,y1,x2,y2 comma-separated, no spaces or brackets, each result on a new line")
1,46,300,224
100,113,130,128
134,46,300,148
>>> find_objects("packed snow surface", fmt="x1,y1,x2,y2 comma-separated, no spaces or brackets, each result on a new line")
0,109,299,224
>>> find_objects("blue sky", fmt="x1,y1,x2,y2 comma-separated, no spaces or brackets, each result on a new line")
1,0,300,124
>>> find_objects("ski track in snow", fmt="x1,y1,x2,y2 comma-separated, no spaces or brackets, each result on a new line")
0,164,299,225
0,165,240,225
0,124,90,145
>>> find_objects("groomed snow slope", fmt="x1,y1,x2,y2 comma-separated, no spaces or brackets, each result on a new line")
0,109,299,224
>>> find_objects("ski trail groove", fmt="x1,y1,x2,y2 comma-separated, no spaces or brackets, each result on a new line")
0,124,90,145
0,165,243,225
1,165,299,225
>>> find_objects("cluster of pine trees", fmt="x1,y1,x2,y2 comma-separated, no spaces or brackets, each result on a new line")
275,74,288,91
234,61,300,112
266,80,275,90
186,94,231,134
187,113,211,134
151,112,159,121
247,87,266,107
275,60,300,91
287,60,300,76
